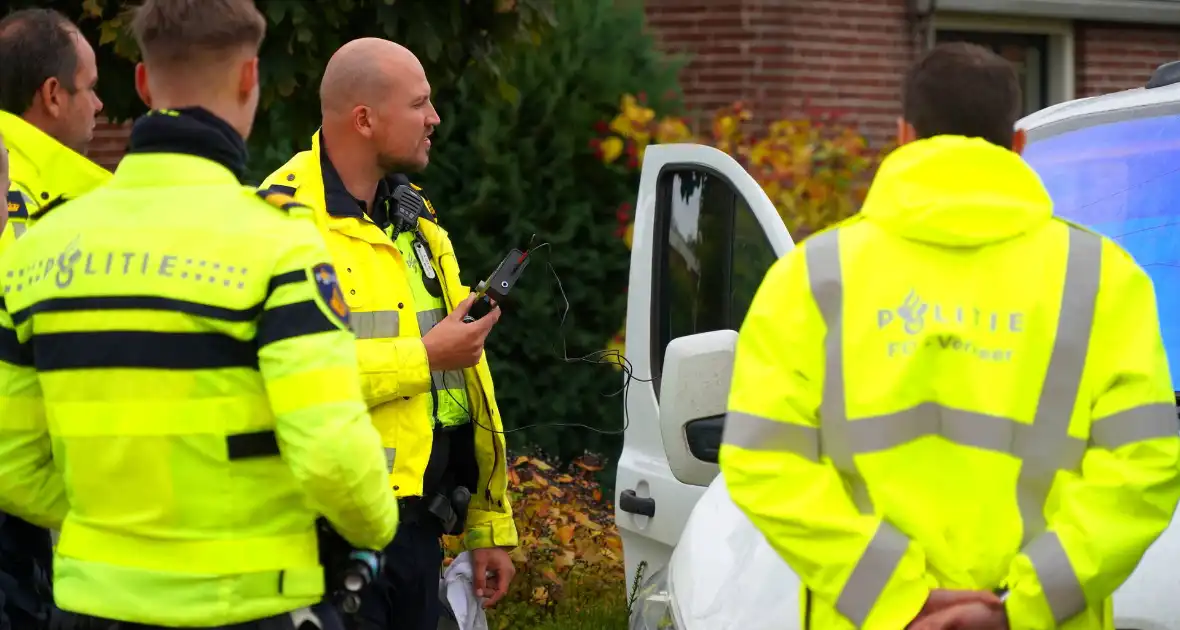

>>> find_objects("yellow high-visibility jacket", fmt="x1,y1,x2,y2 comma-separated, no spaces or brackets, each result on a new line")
260,131,517,550
719,135,1180,630
0,110,110,255
0,119,399,626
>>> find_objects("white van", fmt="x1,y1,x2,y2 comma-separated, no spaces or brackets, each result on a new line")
617,62,1180,630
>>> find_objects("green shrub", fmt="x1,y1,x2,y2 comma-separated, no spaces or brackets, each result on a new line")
443,454,629,629
41,0,557,183
417,0,683,462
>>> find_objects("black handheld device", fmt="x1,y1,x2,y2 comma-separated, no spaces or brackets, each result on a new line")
464,248,530,323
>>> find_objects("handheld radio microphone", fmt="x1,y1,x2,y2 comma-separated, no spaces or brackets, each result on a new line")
390,185,425,236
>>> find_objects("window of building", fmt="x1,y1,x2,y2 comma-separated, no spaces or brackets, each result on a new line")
931,13,1075,114
936,30,1050,115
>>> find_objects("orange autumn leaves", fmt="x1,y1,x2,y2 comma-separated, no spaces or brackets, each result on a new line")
594,94,887,362
592,93,884,238
441,454,623,624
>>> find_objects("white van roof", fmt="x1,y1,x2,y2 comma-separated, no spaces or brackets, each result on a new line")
1019,61,1180,140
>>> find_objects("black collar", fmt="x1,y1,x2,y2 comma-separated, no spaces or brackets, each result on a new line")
319,130,394,223
127,107,248,181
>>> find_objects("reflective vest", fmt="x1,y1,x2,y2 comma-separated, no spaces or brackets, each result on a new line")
719,136,1180,630
0,110,110,255
391,230,471,428
0,143,398,626
259,130,518,551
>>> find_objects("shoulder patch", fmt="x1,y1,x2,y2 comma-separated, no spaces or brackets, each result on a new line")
309,262,351,330
6,190,29,219
255,188,309,213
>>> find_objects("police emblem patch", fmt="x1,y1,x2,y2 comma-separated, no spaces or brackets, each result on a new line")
7,190,28,219
309,262,350,329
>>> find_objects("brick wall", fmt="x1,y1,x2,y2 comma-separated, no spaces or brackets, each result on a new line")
645,1,1180,148
88,118,130,171
85,6,1180,168
1076,22,1180,97
645,0,914,147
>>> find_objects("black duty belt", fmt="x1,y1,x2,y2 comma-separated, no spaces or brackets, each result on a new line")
398,488,471,537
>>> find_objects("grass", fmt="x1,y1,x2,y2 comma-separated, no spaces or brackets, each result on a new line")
485,581,630,630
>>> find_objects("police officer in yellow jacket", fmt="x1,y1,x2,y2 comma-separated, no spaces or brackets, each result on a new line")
0,1,399,628
0,8,109,256
260,37,517,630
0,9,109,630
719,42,1180,630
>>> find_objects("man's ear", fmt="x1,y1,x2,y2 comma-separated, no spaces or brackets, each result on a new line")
896,117,917,146
1012,128,1027,155
238,57,258,104
134,62,152,108
37,77,64,119
353,105,375,139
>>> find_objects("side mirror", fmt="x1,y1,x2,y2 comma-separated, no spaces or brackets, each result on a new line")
659,329,738,487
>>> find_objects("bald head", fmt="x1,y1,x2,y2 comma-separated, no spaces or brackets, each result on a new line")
319,38,440,174
320,38,424,114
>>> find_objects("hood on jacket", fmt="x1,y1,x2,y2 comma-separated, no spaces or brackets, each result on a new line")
859,135,1053,247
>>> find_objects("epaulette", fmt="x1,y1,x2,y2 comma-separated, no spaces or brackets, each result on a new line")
255,187,309,213
30,194,70,221
406,181,438,223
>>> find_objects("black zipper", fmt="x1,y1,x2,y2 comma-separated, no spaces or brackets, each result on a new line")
402,229,442,426
433,240,499,503
430,380,440,422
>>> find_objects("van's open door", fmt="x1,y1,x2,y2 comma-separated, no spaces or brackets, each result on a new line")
615,143,794,589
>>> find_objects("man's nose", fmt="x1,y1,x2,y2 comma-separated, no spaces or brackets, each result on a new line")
94,94,104,114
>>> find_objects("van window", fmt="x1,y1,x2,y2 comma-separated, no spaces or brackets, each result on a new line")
1023,113,1180,387
650,168,777,396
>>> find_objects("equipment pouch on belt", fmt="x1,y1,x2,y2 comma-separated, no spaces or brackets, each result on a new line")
316,519,383,618
426,486,472,536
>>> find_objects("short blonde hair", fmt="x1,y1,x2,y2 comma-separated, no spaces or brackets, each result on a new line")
130,0,266,68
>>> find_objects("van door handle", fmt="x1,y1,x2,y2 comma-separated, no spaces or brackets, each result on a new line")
619,489,656,517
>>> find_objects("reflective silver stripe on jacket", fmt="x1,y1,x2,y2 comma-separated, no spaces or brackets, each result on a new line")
11,222,26,238
721,225,1175,625
351,310,400,339
1024,531,1086,624
417,307,467,391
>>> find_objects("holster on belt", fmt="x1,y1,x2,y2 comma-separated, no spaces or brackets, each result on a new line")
402,486,472,536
